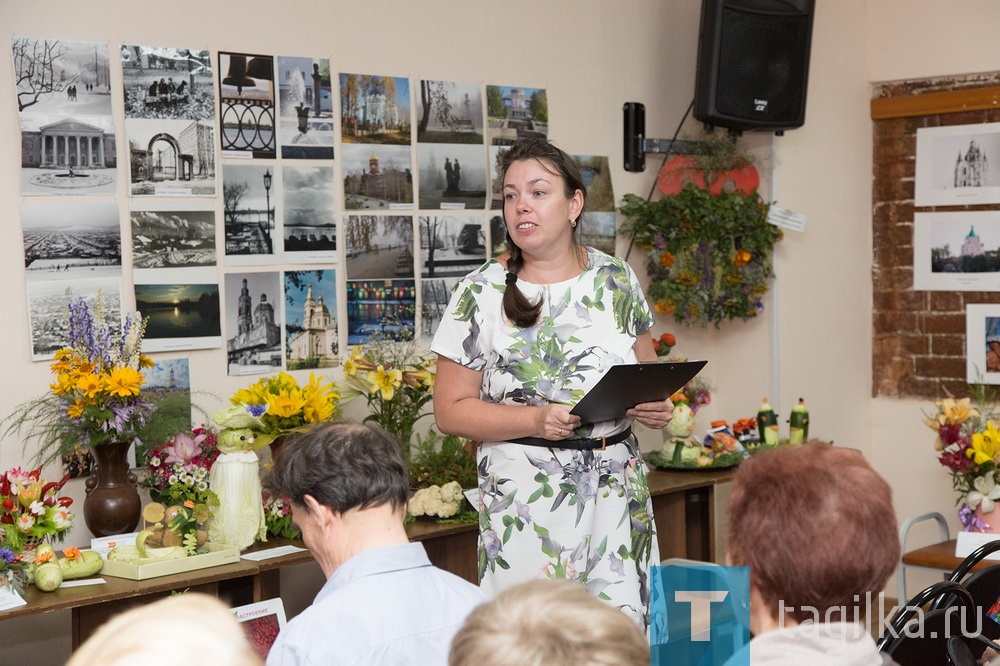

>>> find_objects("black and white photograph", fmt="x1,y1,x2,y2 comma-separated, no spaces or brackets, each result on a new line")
416,80,484,144
218,51,275,159
225,272,283,375
345,215,414,279
967,304,1000,383
130,206,216,274
914,211,1000,291
340,72,411,145
488,214,506,256
22,200,121,283
285,269,339,370
19,114,117,195
346,279,416,345
486,84,548,146
342,143,413,210
421,276,459,339
223,163,279,262
277,56,334,159
25,277,121,361
577,211,617,256
134,282,222,352
126,118,216,196
418,143,488,209
916,123,1000,206
13,36,113,116
572,154,615,211
419,215,486,278
488,145,507,209
121,45,214,120
282,165,337,262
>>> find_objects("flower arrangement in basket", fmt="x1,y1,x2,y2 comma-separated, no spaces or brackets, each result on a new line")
140,427,220,508
924,390,1000,531
0,467,74,554
2,295,154,466
336,337,436,447
228,372,340,450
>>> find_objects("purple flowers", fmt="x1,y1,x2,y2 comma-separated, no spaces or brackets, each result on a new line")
0,548,15,564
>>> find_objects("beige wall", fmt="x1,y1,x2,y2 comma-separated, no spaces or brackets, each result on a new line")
4,0,1000,660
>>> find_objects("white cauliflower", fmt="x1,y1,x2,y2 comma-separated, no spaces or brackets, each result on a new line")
408,481,466,518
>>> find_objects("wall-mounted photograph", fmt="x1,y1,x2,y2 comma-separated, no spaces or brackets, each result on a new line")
577,211,617,256
417,144,487,209
421,276,460,339
284,269,338,369
341,143,413,210
571,154,615,212
126,118,216,196
134,282,222,352
417,80,483,144
22,200,121,283
131,207,216,272
20,114,117,196
282,165,337,262
277,56,334,159
121,45,214,120
345,279,415,345
340,72,410,145
223,163,279,262
419,215,486,278
25,277,121,362
224,272,283,376
13,36,113,116
914,211,1000,291
486,84,547,145
218,51,275,158
967,304,1000,383
345,214,414,279
916,123,1000,206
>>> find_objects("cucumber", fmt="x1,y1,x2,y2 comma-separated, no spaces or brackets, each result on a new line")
58,550,104,579
757,398,779,446
789,398,809,445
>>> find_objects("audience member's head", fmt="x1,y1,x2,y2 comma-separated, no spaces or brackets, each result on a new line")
66,593,261,666
264,421,409,516
727,441,899,627
448,579,649,666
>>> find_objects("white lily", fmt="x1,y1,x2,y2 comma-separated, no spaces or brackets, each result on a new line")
967,475,1000,512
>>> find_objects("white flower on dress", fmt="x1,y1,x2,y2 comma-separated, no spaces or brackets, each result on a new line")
967,475,1000,513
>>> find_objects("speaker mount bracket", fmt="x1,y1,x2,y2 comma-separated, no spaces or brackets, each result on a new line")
624,101,705,172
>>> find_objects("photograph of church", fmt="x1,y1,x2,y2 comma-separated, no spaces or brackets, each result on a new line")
285,270,338,369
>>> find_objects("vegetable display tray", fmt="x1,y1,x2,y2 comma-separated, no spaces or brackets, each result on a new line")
99,542,240,581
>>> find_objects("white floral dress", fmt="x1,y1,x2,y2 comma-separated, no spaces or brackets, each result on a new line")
430,247,660,629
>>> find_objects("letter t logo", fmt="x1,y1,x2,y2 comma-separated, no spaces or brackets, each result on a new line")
674,590,729,641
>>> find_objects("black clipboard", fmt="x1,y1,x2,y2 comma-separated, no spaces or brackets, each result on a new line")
569,360,708,425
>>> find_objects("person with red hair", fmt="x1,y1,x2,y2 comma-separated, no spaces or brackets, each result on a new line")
725,441,900,665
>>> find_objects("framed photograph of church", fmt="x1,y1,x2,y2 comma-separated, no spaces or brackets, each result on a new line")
224,271,283,376
914,211,1000,291
284,269,339,369
915,123,1000,206
966,304,1000,384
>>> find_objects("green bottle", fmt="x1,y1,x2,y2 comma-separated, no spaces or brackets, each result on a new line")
789,398,809,445
757,398,779,446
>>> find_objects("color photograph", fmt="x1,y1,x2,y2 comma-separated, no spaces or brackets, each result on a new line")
340,72,411,144
277,56,334,159
346,279,415,345
913,211,1000,291
417,143,488,209
284,269,339,369
419,215,486,278
134,357,193,464
416,80,484,144
121,45,214,120
218,51,275,158
345,215,414,279
134,283,222,351
486,84,548,145
572,154,615,211
967,304,1000,383
342,143,413,210
577,211,617,256
225,271,283,375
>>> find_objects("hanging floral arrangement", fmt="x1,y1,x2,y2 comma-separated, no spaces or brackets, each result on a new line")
620,134,783,328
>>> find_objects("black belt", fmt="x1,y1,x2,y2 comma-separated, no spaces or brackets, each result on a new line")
510,427,633,451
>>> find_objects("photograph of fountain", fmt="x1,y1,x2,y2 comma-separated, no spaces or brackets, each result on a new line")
278,56,334,159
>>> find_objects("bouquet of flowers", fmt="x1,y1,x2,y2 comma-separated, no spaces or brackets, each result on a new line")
140,427,220,508
262,490,300,540
924,392,1000,530
336,338,436,447
3,294,155,466
0,467,74,553
228,372,340,448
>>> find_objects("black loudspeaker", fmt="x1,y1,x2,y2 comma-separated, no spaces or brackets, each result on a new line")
693,0,815,132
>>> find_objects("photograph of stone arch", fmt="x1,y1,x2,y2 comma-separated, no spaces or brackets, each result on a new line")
340,72,411,145
486,84,548,146
20,113,117,195
342,143,413,210
121,45,214,120
417,80,484,144
126,118,216,196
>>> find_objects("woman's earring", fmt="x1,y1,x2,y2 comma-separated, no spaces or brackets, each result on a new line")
569,218,577,228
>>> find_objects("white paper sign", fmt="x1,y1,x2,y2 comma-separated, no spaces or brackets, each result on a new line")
955,530,1000,560
767,205,806,233
91,532,141,558
0,585,27,611
240,545,308,561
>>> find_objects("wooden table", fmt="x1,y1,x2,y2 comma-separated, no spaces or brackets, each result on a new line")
902,540,996,575
2,467,735,649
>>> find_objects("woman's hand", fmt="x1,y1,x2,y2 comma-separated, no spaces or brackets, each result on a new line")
536,404,582,441
627,398,674,430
